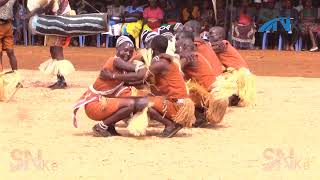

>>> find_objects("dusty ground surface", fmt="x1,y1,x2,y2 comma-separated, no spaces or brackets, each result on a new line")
1,47,320,180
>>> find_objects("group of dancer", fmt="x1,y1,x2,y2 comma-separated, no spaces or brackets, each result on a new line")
73,20,256,138
0,0,256,138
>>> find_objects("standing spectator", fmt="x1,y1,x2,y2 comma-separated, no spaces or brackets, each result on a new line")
279,0,300,51
182,0,200,23
143,0,164,30
0,0,18,72
299,0,318,51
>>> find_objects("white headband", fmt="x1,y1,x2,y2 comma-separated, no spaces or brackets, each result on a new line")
116,36,134,47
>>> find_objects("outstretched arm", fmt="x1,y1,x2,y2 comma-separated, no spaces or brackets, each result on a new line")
99,68,148,82
23,0,55,19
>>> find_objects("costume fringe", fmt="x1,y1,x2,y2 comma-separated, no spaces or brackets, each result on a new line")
39,59,75,76
205,97,229,125
127,103,153,136
212,68,238,99
187,80,228,125
0,71,21,102
237,68,256,107
172,98,196,128
139,48,153,67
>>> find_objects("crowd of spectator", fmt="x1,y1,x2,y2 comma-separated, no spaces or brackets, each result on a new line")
12,0,320,52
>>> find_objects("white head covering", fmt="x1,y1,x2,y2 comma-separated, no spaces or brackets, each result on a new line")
116,35,134,48
141,30,159,44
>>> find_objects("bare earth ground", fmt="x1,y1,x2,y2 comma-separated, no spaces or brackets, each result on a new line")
1,47,320,180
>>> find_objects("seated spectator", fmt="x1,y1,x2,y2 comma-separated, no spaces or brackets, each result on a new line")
199,0,214,33
258,0,280,48
182,0,200,23
299,0,319,51
106,0,125,47
143,0,164,30
164,0,180,24
122,0,144,46
231,1,256,49
279,0,300,51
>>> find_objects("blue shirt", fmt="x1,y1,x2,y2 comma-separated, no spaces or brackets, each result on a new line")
125,6,143,14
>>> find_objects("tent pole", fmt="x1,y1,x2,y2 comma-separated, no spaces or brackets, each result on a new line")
229,0,234,41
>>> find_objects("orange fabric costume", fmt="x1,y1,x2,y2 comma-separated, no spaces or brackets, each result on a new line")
217,40,248,70
149,57,189,119
73,57,133,127
184,52,216,91
194,39,223,78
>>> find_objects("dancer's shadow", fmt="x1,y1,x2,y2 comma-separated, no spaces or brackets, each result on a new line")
73,127,192,139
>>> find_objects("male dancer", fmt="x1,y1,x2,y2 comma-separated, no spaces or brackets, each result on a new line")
176,37,228,126
208,26,256,106
26,0,75,89
109,35,195,138
73,36,147,137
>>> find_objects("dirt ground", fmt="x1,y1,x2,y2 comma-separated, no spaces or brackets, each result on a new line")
1,46,320,180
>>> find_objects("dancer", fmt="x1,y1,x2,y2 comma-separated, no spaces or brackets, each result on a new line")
208,26,256,106
73,36,148,137
176,37,228,127
26,0,76,89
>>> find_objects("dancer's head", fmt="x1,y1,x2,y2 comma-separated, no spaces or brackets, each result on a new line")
151,35,168,57
116,36,134,61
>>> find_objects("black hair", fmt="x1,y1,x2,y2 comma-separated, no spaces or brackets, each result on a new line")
176,31,195,41
151,35,168,54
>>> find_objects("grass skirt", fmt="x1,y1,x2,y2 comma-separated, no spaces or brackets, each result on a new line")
0,71,21,101
39,59,75,76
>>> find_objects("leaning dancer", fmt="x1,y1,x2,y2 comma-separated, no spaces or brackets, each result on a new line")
108,35,195,138
209,26,256,106
26,0,76,89
73,36,147,137
147,35,195,137
176,37,227,127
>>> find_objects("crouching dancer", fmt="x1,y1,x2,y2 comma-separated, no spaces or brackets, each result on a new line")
73,36,148,137
109,35,196,138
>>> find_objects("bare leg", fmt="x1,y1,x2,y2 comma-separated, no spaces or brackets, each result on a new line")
93,99,135,137
193,107,207,128
309,29,318,51
6,49,18,71
148,107,182,138
49,46,67,89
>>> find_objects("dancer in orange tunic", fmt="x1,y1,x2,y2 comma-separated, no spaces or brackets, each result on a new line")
146,35,195,137
208,26,256,107
182,20,223,78
109,35,195,138
175,36,228,127
73,36,147,137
